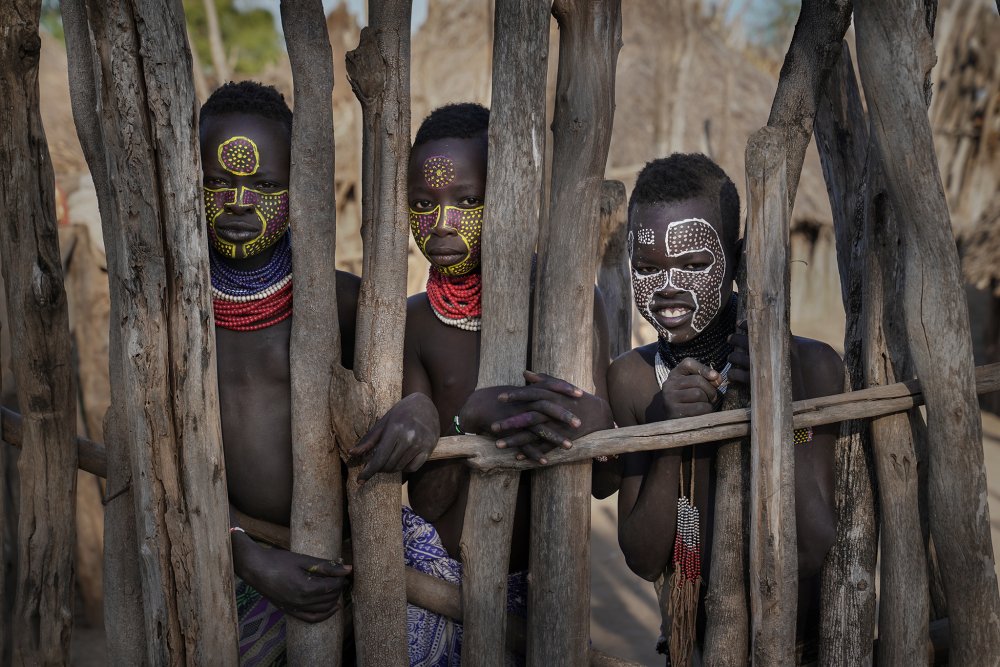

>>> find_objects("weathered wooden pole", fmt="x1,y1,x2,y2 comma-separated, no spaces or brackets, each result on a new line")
458,0,551,663
813,42,877,666
855,0,1000,661
60,0,238,663
0,3,78,664
817,43,930,663
339,2,412,663
703,281,750,667
279,1,345,663
765,0,852,210
59,2,148,657
597,180,630,360
527,2,620,664
744,127,797,664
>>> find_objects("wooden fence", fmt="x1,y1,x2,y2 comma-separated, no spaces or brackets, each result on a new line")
1,0,999,665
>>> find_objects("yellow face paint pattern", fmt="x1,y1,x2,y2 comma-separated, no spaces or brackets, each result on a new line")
218,136,259,176
409,205,483,276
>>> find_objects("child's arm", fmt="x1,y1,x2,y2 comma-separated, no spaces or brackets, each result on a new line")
611,351,681,581
350,300,441,482
228,503,351,622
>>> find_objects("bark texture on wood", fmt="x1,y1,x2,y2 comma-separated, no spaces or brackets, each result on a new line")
864,189,929,665
0,3,78,663
458,1,550,662
528,3,620,664
704,227,751,667
813,42,877,666
597,180,630,360
61,0,237,662
341,4,412,663
765,0,852,211
744,128,797,664
855,0,1000,660
279,1,345,662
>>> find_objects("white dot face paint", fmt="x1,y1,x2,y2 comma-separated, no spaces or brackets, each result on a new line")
629,217,727,342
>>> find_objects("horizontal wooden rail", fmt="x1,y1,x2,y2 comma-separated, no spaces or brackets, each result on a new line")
2,363,997,479
431,362,1000,471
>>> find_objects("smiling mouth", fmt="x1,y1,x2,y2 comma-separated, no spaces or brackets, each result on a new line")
652,304,694,326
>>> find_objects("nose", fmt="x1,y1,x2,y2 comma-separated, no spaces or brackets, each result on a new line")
225,186,255,214
430,208,457,237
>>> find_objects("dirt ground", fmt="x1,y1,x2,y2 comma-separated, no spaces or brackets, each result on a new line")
68,410,1000,665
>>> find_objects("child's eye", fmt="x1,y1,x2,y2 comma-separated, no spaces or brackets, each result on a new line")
459,196,483,208
258,181,282,190
682,262,708,271
633,265,659,275
411,200,434,212
205,178,230,188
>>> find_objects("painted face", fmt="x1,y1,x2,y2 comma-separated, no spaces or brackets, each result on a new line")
629,199,733,343
200,115,291,261
408,138,487,277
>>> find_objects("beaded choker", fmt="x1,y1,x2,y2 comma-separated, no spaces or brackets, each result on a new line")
426,268,482,332
211,233,293,331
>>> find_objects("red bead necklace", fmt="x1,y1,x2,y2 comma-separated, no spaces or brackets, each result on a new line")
213,280,293,331
426,268,482,326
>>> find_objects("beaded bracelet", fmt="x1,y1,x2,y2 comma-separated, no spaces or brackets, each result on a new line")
453,415,468,435
229,526,246,536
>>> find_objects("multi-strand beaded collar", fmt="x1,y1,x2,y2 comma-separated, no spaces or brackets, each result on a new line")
426,267,482,331
211,232,293,331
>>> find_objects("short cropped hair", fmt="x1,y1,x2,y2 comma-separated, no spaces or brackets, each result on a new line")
413,103,490,148
629,153,740,246
199,81,293,139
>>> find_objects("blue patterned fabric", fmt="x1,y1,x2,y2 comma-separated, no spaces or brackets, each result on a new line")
402,506,527,666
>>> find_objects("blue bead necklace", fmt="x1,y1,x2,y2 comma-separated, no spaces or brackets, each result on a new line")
210,232,292,297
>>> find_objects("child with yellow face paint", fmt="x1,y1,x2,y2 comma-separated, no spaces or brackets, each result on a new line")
200,81,361,664
349,103,616,665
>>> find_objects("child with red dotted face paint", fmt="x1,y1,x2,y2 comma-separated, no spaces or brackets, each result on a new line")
349,103,615,665
199,81,361,664
607,153,842,666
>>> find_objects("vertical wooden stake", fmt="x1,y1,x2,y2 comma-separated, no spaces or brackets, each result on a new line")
459,2,550,663
813,42,877,666
597,181,630,360
61,1,238,663
279,1,344,663
855,0,1000,661
0,3,78,663
341,3,412,664
744,127,797,664
528,2,620,665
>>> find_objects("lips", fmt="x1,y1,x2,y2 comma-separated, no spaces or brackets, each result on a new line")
425,240,468,266
215,217,262,241
650,300,694,327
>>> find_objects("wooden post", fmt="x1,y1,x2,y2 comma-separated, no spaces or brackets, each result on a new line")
458,0,551,663
813,42,878,665
765,0,852,210
60,1,238,663
278,1,345,663
863,174,930,664
855,0,1000,661
597,181,630,360
744,127,797,664
703,281,750,667
528,2,620,664
339,3,412,663
0,3,78,663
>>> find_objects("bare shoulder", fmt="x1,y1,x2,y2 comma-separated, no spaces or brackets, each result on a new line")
791,336,844,400
334,270,361,317
608,343,658,426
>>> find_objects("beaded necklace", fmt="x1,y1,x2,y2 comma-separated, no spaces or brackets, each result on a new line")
211,233,293,331
426,267,482,332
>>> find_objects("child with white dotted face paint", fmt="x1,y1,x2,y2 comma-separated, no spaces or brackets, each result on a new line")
628,197,735,345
